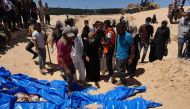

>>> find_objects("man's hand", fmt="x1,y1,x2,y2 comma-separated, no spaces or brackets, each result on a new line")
128,58,133,65
86,56,90,62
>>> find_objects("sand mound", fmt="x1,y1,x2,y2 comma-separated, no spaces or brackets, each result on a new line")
127,16,136,22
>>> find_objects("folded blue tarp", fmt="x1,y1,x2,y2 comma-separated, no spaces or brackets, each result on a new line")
0,67,162,109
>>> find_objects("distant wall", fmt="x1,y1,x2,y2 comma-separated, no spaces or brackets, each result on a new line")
48,8,122,15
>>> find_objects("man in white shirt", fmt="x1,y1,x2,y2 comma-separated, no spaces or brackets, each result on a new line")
178,10,190,58
71,26,86,83
32,23,47,74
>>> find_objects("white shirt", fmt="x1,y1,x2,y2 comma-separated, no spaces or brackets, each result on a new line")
32,30,46,48
71,35,83,58
107,32,112,39
178,17,190,38
38,5,44,16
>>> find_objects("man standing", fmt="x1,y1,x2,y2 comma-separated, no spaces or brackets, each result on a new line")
44,3,50,25
71,26,86,83
178,11,190,58
50,20,63,54
4,0,16,30
57,26,75,93
139,17,154,63
102,20,116,83
26,20,38,59
115,23,135,85
32,23,47,74
37,0,44,24
30,0,38,22
81,20,90,43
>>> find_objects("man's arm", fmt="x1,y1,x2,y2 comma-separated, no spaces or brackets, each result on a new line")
32,32,38,52
128,45,135,65
138,25,143,38
126,33,134,65
166,27,171,44
151,25,154,38
60,57,69,72
102,32,112,46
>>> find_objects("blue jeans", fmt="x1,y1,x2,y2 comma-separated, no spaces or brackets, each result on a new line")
38,48,46,69
178,38,187,58
116,58,127,82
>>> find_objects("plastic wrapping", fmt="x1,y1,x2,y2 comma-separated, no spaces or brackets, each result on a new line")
0,67,162,109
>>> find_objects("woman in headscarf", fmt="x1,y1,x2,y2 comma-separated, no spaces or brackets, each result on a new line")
83,28,102,88
154,20,170,60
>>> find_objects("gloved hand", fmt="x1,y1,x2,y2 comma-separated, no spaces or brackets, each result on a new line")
50,48,54,54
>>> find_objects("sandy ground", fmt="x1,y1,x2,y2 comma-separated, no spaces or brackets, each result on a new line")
1,7,190,109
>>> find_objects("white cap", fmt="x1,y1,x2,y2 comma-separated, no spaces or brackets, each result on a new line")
62,26,74,37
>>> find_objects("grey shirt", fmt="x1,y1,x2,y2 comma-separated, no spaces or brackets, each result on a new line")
32,30,46,48
178,17,190,38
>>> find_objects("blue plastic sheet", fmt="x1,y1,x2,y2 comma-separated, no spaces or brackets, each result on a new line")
0,67,162,109
0,93,17,109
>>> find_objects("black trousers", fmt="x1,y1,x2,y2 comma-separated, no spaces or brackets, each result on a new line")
126,62,137,75
7,10,16,29
45,15,50,24
106,47,114,76
26,41,37,56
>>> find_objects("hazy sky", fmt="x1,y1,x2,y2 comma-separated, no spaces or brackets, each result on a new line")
34,0,187,9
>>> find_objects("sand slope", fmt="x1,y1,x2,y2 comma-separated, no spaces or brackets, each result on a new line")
1,7,190,109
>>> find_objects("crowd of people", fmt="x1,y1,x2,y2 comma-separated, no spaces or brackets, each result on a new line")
1,0,190,94
27,15,174,93
0,0,50,47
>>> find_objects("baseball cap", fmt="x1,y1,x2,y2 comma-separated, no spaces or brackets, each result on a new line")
62,26,74,37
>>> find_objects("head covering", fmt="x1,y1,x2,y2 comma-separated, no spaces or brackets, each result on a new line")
62,26,74,37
